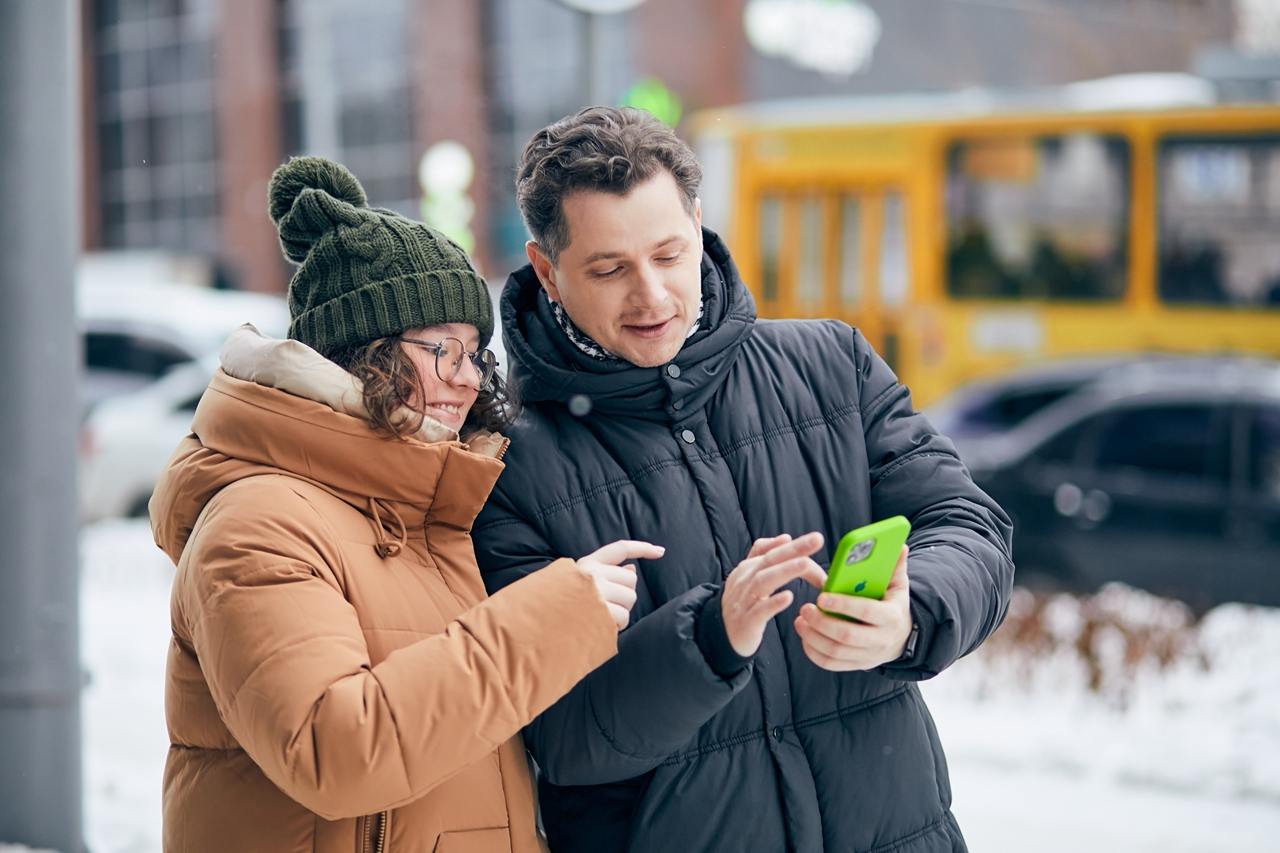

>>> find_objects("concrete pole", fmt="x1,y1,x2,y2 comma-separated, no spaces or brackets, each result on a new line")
0,0,85,850
585,10,609,106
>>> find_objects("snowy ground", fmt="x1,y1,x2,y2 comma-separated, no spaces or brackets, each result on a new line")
75,520,1280,852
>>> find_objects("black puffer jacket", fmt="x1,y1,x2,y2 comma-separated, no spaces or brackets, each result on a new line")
475,230,1014,853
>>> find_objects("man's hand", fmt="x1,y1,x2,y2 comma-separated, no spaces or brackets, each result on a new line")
794,546,912,671
722,532,827,657
576,540,664,630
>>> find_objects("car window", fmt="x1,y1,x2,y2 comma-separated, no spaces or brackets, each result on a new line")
1032,412,1104,466
980,385,1078,431
84,331,191,379
1092,403,1226,483
176,392,205,414
1249,405,1280,499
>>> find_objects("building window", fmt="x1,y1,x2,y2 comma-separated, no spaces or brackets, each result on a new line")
93,0,221,254
276,0,415,214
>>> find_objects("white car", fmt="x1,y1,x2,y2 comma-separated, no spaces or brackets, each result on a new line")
79,281,506,522
79,356,217,522
79,278,289,415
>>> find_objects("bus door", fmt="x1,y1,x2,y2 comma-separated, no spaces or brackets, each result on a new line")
753,185,913,374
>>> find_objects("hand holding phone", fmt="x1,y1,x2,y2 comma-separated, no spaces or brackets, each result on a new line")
821,516,911,612
793,516,914,672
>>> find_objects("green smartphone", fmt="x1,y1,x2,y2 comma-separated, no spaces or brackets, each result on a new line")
821,516,911,615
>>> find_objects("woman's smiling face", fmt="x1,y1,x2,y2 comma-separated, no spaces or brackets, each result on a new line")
398,323,483,431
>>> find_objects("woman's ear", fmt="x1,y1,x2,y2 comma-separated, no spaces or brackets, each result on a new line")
526,241,562,303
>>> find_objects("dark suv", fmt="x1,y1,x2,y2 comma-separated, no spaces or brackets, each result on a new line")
962,358,1280,610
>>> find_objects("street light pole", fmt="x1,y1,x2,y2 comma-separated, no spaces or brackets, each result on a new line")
0,0,85,849
556,0,648,106
583,10,609,106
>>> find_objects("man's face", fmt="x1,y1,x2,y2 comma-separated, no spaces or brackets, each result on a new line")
527,170,703,368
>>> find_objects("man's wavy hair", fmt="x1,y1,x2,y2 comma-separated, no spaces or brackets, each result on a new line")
516,106,702,263
329,336,517,439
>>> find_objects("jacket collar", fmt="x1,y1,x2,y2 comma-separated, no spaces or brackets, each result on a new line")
501,228,756,421
150,328,507,563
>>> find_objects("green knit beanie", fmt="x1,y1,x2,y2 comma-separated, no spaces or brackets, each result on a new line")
267,155,493,356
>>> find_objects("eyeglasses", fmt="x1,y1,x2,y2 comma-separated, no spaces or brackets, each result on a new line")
401,336,498,389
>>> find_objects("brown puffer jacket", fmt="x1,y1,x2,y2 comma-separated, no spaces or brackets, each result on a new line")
151,329,617,853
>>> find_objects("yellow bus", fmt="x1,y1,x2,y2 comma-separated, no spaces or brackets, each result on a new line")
689,77,1280,407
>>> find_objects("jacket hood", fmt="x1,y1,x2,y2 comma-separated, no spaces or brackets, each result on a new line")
151,326,507,563
500,228,756,420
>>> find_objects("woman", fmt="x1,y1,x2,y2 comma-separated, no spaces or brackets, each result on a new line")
151,156,660,852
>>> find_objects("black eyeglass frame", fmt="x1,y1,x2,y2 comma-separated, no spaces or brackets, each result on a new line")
401,336,498,389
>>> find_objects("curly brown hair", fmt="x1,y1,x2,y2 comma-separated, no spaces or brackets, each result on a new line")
329,335,517,439
516,106,702,263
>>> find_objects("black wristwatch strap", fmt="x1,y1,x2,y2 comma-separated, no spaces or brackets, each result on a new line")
898,621,920,663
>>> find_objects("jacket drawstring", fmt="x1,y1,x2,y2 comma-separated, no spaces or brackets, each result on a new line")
367,497,406,558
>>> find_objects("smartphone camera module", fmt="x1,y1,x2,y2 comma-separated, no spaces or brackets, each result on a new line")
845,537,876,565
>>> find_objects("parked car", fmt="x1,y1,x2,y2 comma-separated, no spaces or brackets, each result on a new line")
78,279,288,415
77,280,505,523
927,356,1169,466
79,356,216,522
964,357,1280,609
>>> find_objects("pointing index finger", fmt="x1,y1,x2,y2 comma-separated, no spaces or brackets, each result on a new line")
754,532,824,570
590,540,666,564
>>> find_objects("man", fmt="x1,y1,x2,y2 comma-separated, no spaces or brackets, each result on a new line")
475,107,1014,852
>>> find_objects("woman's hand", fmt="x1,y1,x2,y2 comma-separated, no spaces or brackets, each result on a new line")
576,540,665,630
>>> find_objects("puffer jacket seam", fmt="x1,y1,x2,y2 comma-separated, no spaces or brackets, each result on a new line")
449,619,523,735
705,402,861,461
218,633,353,716
865,814,948,853
863,381,901,425
585,683,673,763
531,458,687,522
364,663,417,800
871,451,957,487
658,728,767,766
473,516,530,533
656,686,910,767
793,685,910,732
168,742,243,752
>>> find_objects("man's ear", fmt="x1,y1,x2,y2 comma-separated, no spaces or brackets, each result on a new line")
693,196,703,229
526,241,561,303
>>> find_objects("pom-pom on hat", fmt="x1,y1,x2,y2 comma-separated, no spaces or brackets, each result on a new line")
267,155,493,356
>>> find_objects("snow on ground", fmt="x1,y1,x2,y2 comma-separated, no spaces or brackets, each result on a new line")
921,590,1280,851
81,521,171,853
77,520,1280,852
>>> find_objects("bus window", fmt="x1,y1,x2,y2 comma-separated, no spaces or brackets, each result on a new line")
945,133,1129,302
1158,135,1280,307
760,196,782,305
881,192,909,306
838,196,862,304
797,196,823,310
